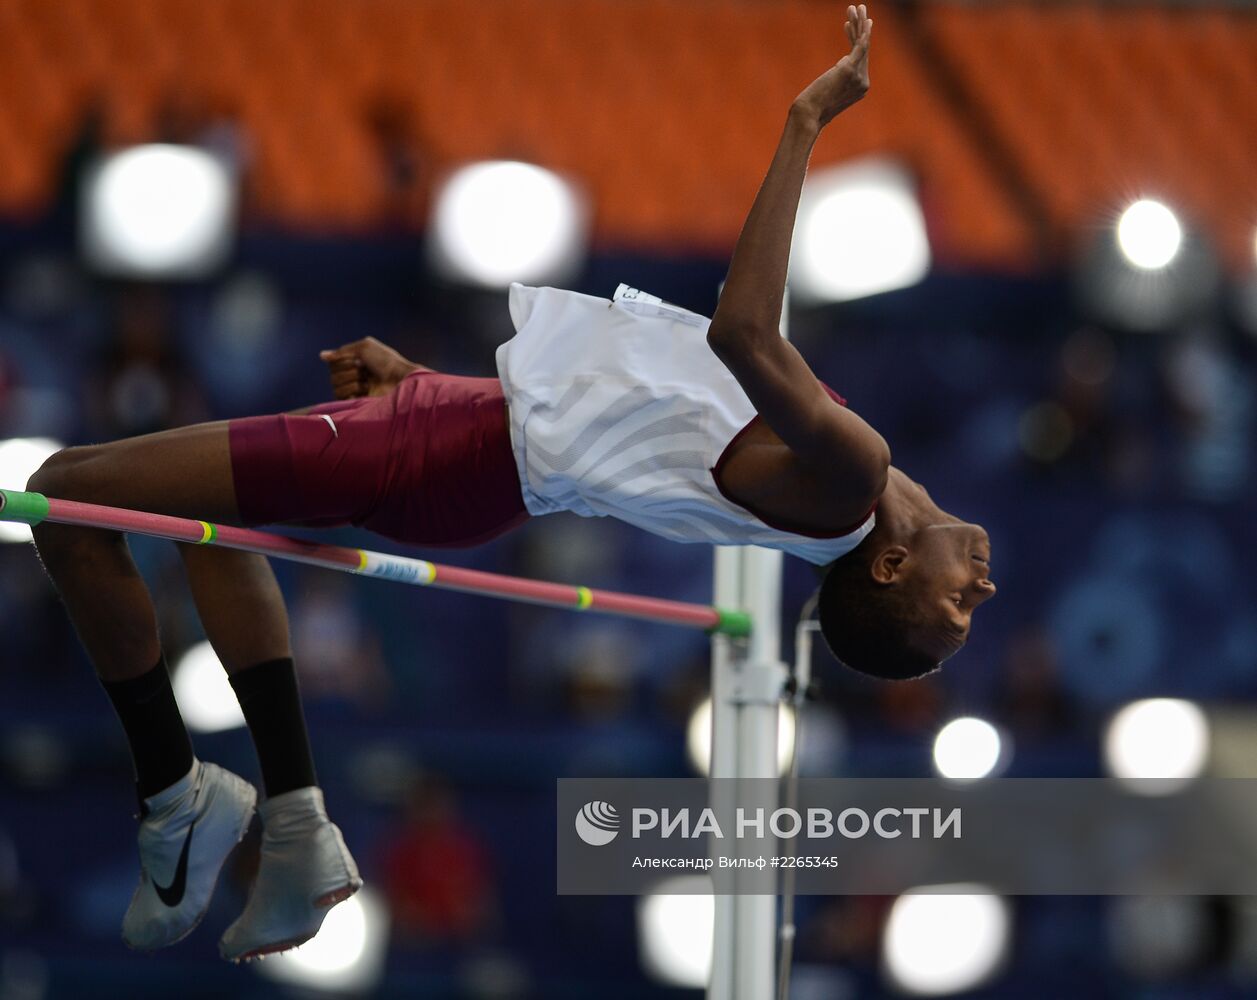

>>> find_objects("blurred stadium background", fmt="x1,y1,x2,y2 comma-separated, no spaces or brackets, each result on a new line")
0,0,1255,997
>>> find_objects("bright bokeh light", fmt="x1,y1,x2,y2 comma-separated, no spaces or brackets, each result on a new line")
1104,698,1209,794
84,145,234,277
932,717,1006,782
431,160,586,287
685,696,795,777
1116,199,1182,270
254,887,389,994
637,877,714,988
0,438,63,543
882,886,1011,995
171,641,244,734
791,159,930,302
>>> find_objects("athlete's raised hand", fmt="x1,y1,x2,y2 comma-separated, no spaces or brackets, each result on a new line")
319,337,420,399
793,4,872,130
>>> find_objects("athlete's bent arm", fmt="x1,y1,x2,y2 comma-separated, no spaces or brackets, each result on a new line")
319,337,426,399
706,5,887,509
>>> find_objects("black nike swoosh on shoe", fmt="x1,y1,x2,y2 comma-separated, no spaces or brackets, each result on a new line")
153,821,195,907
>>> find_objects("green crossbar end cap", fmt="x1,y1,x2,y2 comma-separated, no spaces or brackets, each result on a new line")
713,608,753,638
0,489,50,526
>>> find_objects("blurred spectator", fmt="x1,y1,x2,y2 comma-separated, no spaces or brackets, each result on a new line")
0,828,27,924
364,95,432,231
47,99,108,245
86,285,209,437
0,316,81,442
996,626,1072,740
1162,329,1254,502
877,675,945,735
376,775,497,946
153,86,257,235
187,271,290,414
0,348,15,429
290,570,392,710
797,895,889,966
561,629,635,721
156,89,250,171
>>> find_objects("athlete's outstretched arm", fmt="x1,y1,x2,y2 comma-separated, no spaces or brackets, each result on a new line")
707,4,888,502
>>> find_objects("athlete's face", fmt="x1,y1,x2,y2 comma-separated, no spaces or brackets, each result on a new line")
901,523,997,661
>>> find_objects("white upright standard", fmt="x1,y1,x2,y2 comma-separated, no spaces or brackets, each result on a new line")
708,541,786,1000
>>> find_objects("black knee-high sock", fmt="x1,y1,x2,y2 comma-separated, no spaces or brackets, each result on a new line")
102,654,195,800
229,657,317,797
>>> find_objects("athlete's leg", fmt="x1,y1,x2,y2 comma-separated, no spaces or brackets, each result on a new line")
28,419,324,794
26,423,260,949
27,421,358,956
26,421,285,680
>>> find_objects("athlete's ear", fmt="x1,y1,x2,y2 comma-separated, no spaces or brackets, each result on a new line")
869,545,908,585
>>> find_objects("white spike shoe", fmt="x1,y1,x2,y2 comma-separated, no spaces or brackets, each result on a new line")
219,786,362,962
122,759,258,951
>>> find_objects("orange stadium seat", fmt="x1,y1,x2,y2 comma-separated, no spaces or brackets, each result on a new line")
0,0,1249,267
921,2,1257,269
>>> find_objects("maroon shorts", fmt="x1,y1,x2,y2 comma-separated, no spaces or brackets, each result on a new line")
227,371,530,546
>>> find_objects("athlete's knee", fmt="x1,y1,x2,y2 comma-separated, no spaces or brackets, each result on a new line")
26,445,105,501
27,446,79,496
28,442,126,500
27,447,122,559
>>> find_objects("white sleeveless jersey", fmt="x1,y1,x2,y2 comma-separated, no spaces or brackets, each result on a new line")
494,283,875,565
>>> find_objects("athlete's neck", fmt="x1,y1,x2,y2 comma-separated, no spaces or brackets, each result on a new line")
868,467,963,545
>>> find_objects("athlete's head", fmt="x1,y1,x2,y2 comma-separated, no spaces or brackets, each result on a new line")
817,523,996,680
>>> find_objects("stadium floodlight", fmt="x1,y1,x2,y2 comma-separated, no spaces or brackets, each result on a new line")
430,160,587,288
1075,199,1217,333
1103,698,1209,795
882,885,1011,996
254,886,389,994
685,695,795,777
637,877,714,988
172,641,245,734
932,716,1007,782
1116,199,1182,271
790,158,930,303
83,144,235,278
0,438,62,543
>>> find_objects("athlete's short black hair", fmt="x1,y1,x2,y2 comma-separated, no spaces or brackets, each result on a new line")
816,547,943,682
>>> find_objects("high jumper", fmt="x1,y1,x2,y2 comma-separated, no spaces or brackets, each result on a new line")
21,4,993,962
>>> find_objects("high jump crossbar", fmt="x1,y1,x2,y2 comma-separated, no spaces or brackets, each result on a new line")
0,488,752,638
